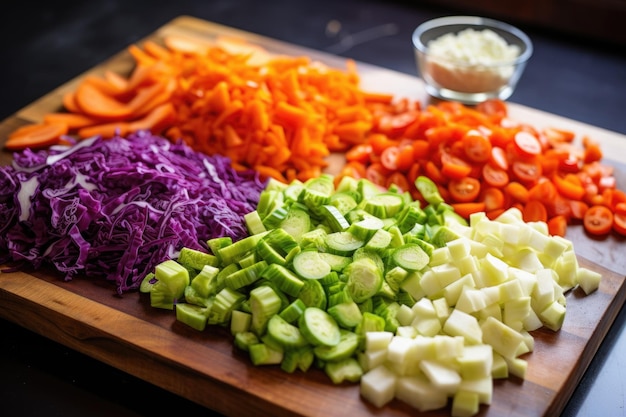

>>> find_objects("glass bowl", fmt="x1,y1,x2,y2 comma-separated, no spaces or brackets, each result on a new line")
412,16,533,104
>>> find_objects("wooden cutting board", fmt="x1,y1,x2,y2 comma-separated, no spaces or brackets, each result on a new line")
1,15,625,417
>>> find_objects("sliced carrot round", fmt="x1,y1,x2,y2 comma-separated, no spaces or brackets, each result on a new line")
528,180,557,205
523,200,548,223
583,205,614,236
489,146,509,171
481,187,505,212
569,200,589,220
365,162,389,187
512,159,542,184
554,175,586,201
345,143,372,164
462,130,492,163
482,163,509,188
451,202,486,219
504,181,529,203
385,171,410,193
448,177,481,203
614,203,626,235
548,215,568,237
514,131,542,157
476,98,508,120
377,112,418,137
441,153,472,180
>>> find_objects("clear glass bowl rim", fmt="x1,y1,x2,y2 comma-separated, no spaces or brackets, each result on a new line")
412,15,534,67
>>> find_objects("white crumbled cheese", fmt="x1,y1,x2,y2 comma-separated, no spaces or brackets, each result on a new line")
424,28,521,94
428,28,520,66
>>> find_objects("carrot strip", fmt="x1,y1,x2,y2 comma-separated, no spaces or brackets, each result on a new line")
5,122,67,150
82,75,128,97
129,102,177,134
78,122,131,139
74,82,133,120
104,70,129,91
43,113,102,130
62,91,82,113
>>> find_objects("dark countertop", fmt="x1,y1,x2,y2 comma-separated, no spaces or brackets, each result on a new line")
1,1,625,416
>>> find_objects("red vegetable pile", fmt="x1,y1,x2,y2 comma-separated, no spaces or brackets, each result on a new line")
0,130,267,293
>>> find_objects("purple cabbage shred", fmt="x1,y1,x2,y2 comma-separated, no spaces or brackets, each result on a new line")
0,130,268,294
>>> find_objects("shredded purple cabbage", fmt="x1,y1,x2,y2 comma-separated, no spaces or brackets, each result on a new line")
0,130,267,294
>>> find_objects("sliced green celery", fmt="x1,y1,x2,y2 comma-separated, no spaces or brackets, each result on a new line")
249,343,284,366
175,303,209,331
177,247,219,270
150,260,190,310
324,357,363,384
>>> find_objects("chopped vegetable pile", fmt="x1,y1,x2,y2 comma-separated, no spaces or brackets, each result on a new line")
142,174,601,416
5,36,625,237
1,29,624,417
0,131,267,293
6,35,394,184
337,99,626,237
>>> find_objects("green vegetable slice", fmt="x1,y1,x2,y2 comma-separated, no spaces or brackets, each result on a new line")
391,243,430,271
325,231,364,256
292,250,332,280
298,278,327,310
345,257,383,303
267,314,309,348
298,307,341,347
175,303,209,331
313,329,360,361
416,175,444,206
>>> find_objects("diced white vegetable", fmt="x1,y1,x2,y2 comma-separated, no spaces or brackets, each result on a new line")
395,303,415,326
396,325,418,339
432,297,451,321
480,316,524,359
443,274,476,306
365,331,394,351
458,375,493,404
457,344,493,379
413,316,442,337
443,309,482,345
455,287,487,314
480,253,509,286
502,296,531,325
419,269,444,297
419,359,462,393
395,374,449,412
539,300,567,331
532,268,558,311
400,271,425,300
429,246,452,266
577,267,601,295
432,263,463,287
491,352,508,379
447,237,471,259
452,391,480,417
360,365,397,408
504,356,527,379
434,335,464,362
357,349,388,372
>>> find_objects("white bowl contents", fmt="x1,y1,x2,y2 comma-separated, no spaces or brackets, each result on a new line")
426,28,521,93
413,16,533,104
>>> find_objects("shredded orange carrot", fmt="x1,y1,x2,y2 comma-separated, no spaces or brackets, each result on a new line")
5,35,398,183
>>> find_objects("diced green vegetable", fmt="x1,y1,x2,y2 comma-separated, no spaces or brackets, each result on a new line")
298,307,341,347
150,260,190,310
144,172,600,417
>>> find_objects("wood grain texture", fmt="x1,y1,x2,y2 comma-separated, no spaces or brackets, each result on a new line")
1,15,625,417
